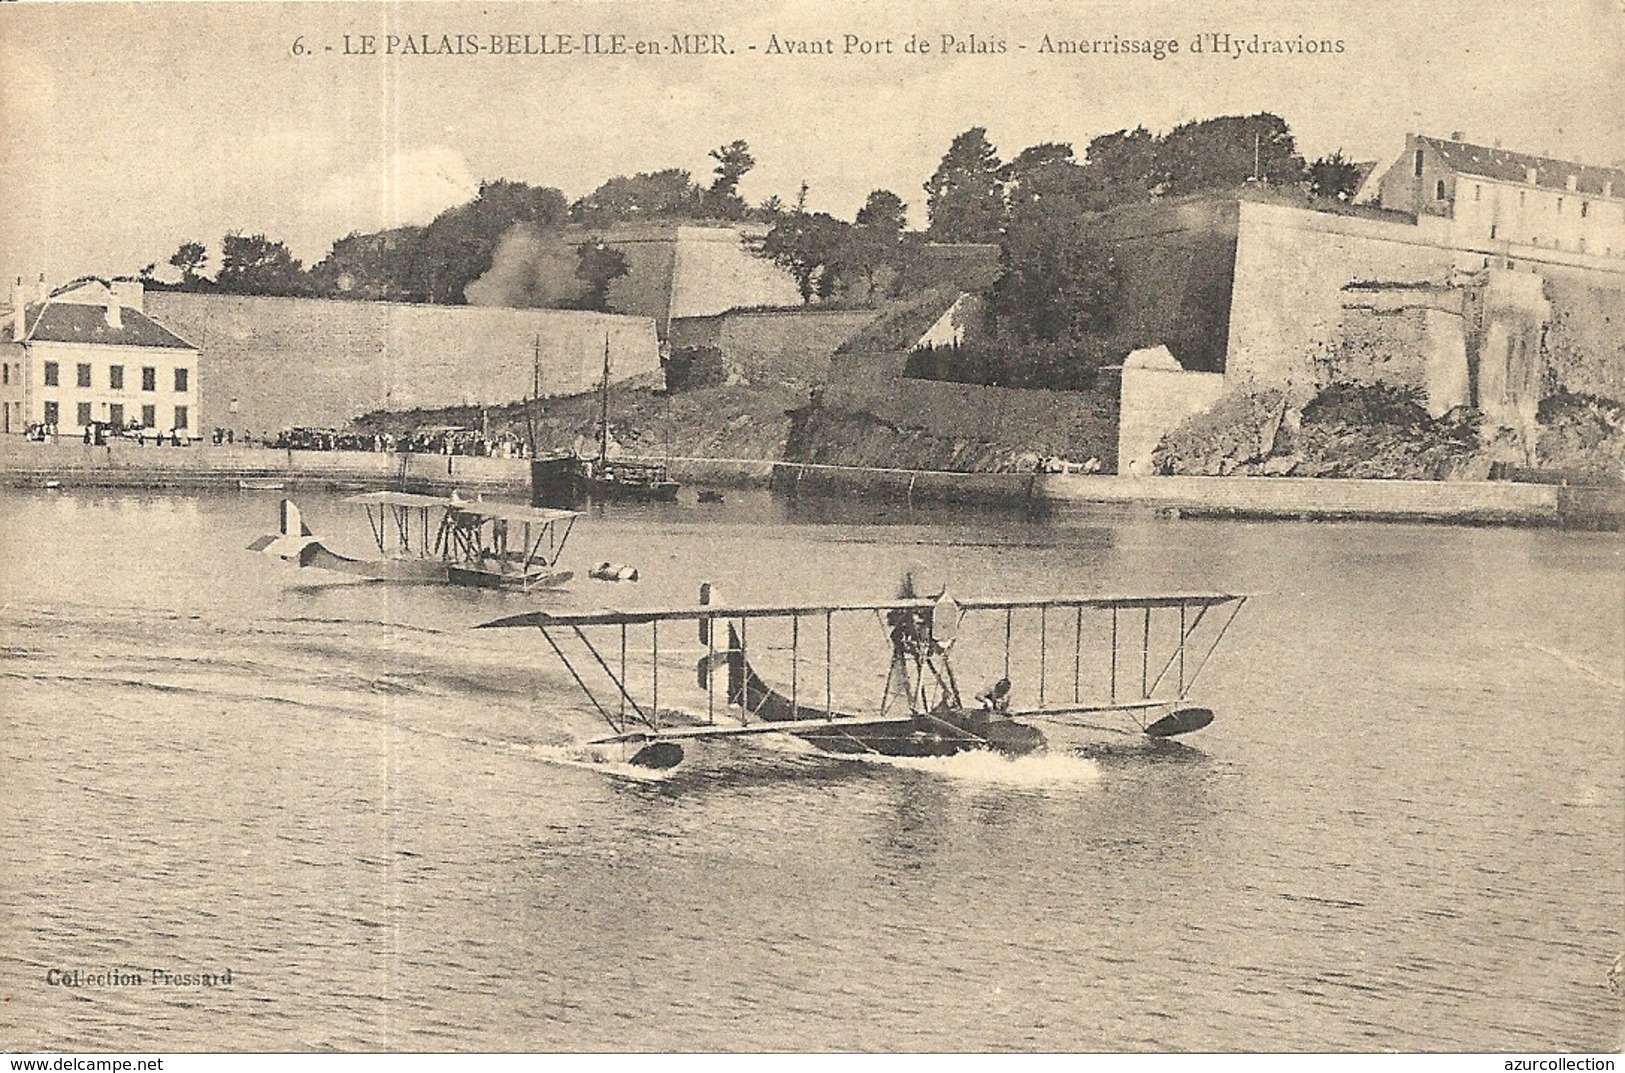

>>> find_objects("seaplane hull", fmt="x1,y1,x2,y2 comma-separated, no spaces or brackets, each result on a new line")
728,643,1044,758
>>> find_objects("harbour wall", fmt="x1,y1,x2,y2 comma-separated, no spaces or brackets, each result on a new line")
0,440,531,493
5,441,1614,528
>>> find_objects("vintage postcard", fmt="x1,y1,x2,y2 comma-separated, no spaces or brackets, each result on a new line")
1,0,1621,1060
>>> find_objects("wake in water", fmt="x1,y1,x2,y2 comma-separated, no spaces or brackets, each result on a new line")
520,743,680,783
847,748,1102,786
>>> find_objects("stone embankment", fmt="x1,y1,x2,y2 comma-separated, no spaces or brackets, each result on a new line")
3,440,1617,528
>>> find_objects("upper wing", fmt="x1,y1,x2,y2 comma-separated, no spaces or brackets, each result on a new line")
476,591,1246,630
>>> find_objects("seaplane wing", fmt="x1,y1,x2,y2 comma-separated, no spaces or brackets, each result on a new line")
477,591,1243,630
477,586,1249,769
343,490,456,509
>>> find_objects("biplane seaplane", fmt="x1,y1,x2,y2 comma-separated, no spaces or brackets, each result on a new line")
249,492,579,591
478,581,1247,769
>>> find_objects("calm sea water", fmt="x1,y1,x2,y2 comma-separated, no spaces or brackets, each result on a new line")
1,487,1620,1052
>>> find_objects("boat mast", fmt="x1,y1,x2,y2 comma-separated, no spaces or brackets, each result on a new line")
525,334,542,458
599,333,611,466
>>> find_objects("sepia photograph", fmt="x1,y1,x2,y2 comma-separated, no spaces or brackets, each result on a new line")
0,0,1621,1060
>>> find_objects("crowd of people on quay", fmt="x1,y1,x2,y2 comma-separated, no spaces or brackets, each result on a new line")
23,421,537,457
269,426,533,457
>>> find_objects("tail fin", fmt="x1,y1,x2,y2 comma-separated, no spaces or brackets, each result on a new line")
248,499,318,559
281,499,312,537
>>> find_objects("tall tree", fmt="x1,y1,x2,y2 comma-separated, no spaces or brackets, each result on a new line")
854,189,907,235
573,238,629,311
418,179,569,303
924,127,1005,243
570,169,702,226
168,241,209,288
993,198,1121,344
1001,143,1086,213
702,139,756,219
215,234,304,296
308,227,428,301
1308,150,1365,200
846,190,909,301
760,212,852,303
1080,127,1160,208
1155,113,1307,195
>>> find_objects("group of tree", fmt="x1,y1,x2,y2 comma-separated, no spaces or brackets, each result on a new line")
147,140,764,305
757,188,916,305
921,113,1360,244
897,114,1370,391
567,139,760,227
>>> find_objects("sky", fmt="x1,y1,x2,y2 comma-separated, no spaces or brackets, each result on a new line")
1,0,1621,287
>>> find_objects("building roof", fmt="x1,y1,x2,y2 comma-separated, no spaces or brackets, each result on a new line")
2,302,198,349
1419,135,1624,198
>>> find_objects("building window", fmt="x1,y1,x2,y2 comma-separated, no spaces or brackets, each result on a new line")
1490,224,1497,239
44,401,58,426
1519,190,1526,206
1413,149,1424,177
109,365,123,390
109,403,124,428
2,364,7,385
1557,197,1564,214
1435,179,1447,200
1581,202,1589,218
141,404,156,428
174,367,189,393
173,405,189,430
76,402,92,427
44,361,58,387
1474,184,1481,201
77,363,91,388
141,366,156,391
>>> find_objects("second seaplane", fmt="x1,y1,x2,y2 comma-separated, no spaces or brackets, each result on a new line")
250,492,579,591
477,580,1248,769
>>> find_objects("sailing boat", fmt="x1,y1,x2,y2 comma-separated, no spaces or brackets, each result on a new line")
573,335,680,502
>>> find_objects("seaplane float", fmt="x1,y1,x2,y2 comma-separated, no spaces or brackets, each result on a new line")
478,580,1249,769
250,492,579,591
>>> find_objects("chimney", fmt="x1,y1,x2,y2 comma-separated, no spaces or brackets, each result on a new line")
1566,174,1578,191
110,279,144,316
34,273,47,305
1605,180,1614,199
105,288,122,331
1525,166,1538,185
11,277,24,341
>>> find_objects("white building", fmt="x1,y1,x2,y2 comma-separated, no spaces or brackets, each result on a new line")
1371,133,1625,260
0,277,200,438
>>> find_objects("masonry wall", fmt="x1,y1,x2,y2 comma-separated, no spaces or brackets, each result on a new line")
146,293,659,435
1543,273,1625,400
1117,365,1227,476
1334,286,1472,414
664,226,803,323
1226,200,1625,395
1092,198,1241,373
717,310,877,386
1227,202,1460,388
823,351,1119,465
